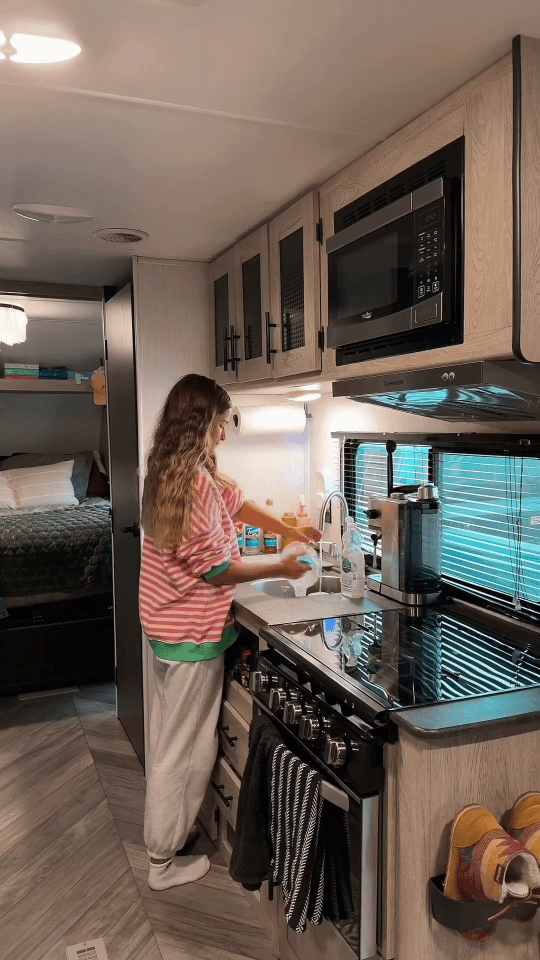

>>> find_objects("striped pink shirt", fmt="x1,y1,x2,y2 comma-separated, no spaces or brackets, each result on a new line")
139,470,243,658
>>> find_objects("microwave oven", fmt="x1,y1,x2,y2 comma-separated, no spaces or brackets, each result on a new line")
326,137,464,366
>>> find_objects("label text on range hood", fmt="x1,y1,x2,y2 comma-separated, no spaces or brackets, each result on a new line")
383,379,405,387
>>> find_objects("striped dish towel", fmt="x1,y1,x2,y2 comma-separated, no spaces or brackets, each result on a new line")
270,743,354,933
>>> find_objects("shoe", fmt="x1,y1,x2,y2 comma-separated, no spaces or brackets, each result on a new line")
504,792,540,921
444,804,540,941
506,793,540,865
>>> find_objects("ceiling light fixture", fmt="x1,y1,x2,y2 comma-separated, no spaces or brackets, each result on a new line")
12,203,93,224
0,32,81,64
0,303,28,345
287,392,321,402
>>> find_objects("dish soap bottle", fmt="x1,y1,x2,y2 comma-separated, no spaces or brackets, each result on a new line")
340,518,365,599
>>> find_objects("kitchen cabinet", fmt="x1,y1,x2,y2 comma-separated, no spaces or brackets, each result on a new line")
211,227,271,385
393,719,540,959
268,191,321,379
234,225,272,383
210,191,322,387
210,249,239,385
319,54,515,381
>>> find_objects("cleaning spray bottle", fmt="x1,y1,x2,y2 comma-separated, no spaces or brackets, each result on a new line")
340,517,365,599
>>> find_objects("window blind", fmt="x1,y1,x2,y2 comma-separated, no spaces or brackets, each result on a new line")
343,438,540,620
437,452,540,614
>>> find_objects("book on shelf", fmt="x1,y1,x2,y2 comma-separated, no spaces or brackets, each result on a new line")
3,363,39,371
3,374,40,380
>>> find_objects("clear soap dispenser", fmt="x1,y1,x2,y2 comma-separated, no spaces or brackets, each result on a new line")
340,517,365,599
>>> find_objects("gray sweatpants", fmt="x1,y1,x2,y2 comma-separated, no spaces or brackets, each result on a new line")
143,653,224,860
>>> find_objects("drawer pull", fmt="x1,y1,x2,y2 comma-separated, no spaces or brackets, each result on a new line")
211,781,233,807
219,725,238,748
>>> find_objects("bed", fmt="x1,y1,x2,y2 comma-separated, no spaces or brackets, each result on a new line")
0,451,115,693
0,497,112,604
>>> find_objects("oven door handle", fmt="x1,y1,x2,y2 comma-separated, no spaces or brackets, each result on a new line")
320,780,349,811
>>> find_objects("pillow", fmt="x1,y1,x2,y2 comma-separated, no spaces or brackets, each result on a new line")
0,450,93,502
86,458,110,498
0,474,17,510
1,461,78,509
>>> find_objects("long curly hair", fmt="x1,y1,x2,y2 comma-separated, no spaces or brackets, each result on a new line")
141,374,232,548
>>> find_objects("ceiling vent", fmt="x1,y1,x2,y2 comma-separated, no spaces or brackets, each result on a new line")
94,228,148,244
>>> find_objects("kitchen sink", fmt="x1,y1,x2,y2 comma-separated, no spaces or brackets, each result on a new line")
253,574,341,598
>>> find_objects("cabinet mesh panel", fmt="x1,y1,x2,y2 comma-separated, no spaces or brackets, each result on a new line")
242,255,263,360
280,228,305,352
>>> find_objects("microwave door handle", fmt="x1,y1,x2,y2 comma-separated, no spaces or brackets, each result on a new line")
326,192,413,254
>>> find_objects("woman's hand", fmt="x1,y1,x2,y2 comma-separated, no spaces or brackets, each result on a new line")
293,525,322,545
279,554,313,580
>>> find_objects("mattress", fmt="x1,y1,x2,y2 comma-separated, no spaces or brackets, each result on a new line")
0,497,112,598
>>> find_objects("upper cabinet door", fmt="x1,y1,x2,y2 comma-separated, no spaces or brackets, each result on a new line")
234,224,272,383
269,191,321,379
210,250,238,385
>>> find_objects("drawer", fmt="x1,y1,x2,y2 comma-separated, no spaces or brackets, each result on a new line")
224,673,254,725
219,700,249,775
210,755,241,828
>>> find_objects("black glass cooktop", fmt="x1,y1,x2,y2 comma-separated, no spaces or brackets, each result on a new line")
269,603,540,710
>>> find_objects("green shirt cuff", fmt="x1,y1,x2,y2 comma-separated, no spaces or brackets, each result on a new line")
202,560,231,580
148,624,240,661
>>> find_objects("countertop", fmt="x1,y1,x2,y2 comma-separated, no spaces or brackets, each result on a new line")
232,558,540,741
233,562,404,634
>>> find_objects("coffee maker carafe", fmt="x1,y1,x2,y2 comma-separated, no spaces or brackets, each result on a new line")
365,483,442,605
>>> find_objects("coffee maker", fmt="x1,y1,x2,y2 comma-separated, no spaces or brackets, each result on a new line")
364,442,442,605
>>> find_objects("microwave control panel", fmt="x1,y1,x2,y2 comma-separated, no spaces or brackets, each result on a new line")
415,198,444,302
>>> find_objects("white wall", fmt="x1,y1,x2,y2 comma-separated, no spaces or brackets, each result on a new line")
0,298,105,457
0,394,102,456
220,389,540,546
218,429,309,518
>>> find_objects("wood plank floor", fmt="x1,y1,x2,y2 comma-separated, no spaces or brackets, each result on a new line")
0,683,278,960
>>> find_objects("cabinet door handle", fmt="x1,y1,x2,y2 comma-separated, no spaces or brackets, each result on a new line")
223,325,231,371
210,781,233,807
265,311,277,365
219,725,238,748
230,324,241,371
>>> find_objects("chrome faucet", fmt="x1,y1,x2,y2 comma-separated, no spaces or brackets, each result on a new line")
318,491,349,566
319,490,349,533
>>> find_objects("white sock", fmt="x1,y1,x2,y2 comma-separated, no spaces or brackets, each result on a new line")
148,854,210,890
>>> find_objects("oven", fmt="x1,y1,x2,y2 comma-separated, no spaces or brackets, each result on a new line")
251,635,390,960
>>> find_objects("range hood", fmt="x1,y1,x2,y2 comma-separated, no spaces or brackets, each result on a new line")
332,361,540,421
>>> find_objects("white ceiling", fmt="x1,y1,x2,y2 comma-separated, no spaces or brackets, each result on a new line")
1,0,539,286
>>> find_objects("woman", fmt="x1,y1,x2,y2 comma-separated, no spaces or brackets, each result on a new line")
139,374,321,890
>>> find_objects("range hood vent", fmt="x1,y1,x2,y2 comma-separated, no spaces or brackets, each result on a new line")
332,361,540,421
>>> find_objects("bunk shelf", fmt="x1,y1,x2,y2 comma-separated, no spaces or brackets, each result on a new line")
0,379,93,394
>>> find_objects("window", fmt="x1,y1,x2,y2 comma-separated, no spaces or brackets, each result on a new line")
437,452,540,614
342,436,540,621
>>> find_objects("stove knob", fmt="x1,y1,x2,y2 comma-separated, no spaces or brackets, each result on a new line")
268,687,286,712
250,671,269,693
299,716,320,741
283,701,303,725
323,737,347,767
